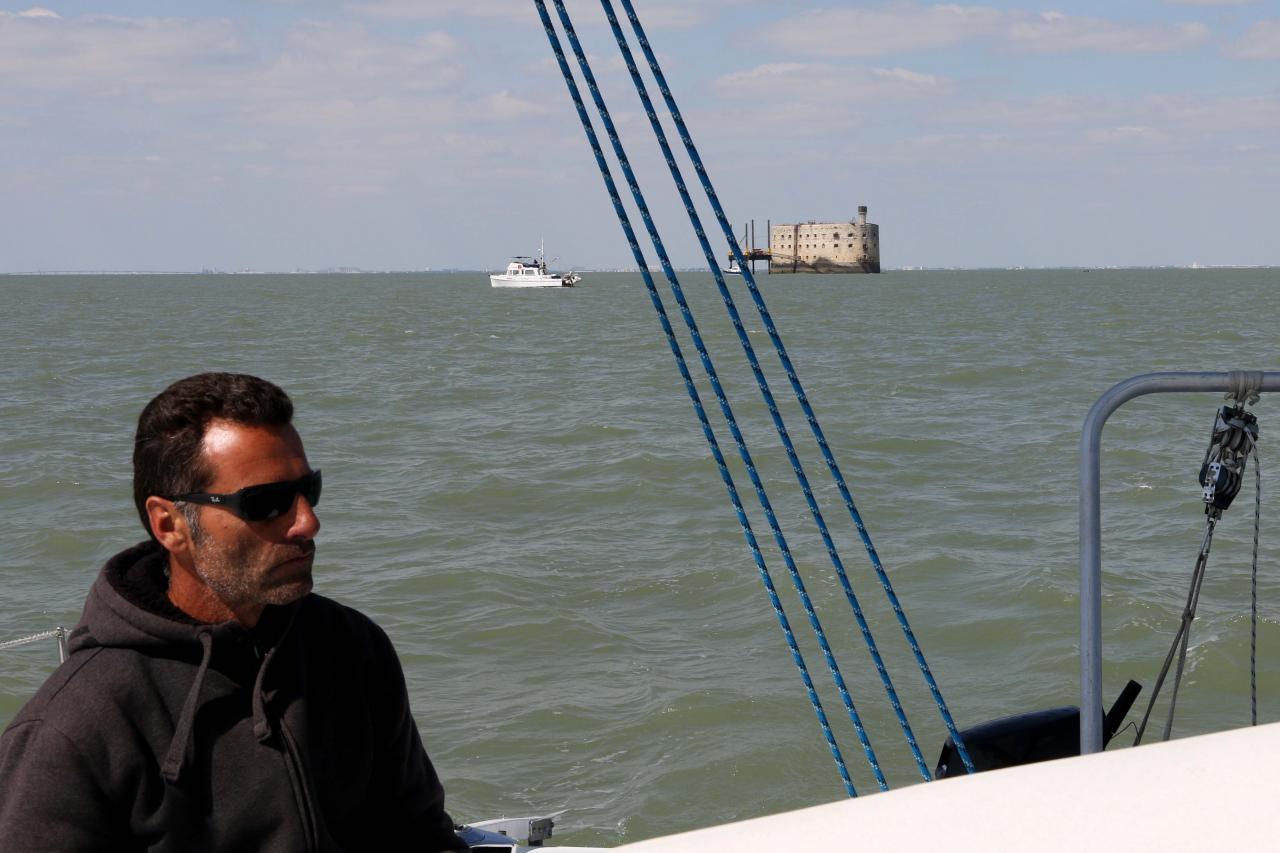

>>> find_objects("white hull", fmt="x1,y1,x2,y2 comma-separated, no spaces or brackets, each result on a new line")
489,274,574,288
492,242,581,287
614,721,1280,851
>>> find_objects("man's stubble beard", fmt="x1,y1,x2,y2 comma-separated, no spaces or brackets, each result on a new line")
181,503,314,609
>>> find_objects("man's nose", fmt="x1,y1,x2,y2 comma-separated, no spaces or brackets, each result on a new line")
286,494,321,540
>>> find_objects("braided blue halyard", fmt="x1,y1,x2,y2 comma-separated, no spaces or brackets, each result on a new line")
615,0,975,775
544,0,894,793
532,0,861,797
598,0,932,782
547,0,893,792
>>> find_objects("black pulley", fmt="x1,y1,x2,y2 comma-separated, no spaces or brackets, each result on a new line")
1198,405,1258,513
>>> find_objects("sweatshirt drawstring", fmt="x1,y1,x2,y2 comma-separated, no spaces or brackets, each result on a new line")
161,630,213,784
251,644,278,742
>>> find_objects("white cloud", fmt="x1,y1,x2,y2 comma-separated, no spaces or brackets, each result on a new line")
715,61,950,96
618,6,706,30
926,93,1280,153
758,4,1212,57
344,0,530,22
1086,125,1170,144
343,0,755,28
763,5,1003,57
0,13,251,85
870,66,944,87
480,90,547,120
710,61,951,132
698,61,1279,173
2,1,1276,270
0,13,463,111
714,62,808,83
1226,20,1280,59
606,0,761,30
267,22,462,94
1007,12,1209,54
0,10,510,206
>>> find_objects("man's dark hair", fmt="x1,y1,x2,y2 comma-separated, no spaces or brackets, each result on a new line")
133,373,294,538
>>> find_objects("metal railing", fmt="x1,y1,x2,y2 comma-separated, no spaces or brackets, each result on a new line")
1080,371,1278,752
0,627,69,663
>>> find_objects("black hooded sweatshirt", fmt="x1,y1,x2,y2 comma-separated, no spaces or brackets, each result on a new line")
0,541,468,852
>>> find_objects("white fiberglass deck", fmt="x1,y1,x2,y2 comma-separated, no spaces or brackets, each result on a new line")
614,721,1280,851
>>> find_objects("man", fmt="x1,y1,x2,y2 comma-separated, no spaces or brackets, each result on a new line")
0,373,468,851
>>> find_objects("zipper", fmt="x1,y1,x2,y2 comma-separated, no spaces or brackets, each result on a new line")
278,717,321,852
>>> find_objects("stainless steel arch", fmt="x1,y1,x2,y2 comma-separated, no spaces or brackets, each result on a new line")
1080,371,1279,753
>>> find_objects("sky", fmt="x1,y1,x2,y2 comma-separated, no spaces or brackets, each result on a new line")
0,0,1277,272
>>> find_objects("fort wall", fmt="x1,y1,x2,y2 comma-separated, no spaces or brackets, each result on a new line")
768,206,880,274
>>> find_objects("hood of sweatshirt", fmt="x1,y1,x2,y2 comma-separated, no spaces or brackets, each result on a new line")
69,540,298,783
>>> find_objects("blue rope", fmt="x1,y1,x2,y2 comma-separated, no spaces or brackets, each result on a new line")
597,0,932,782
533,0,861,797
615,0,975,775
545,0,891,794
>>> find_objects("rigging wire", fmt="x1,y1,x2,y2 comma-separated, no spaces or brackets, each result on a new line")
1251,444,1261,726
544,0,894,792
534,0,989,789
532,0,862,797
595,0,931,782
1134,399,1260,744
1133,518,1216,745
613,0,975,775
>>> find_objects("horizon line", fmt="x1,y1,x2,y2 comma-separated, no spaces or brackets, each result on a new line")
4,264,1277,276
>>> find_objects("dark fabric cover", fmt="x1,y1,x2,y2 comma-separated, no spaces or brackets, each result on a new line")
0,540,468,852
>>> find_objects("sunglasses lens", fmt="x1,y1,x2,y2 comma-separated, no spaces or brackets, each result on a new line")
240,483,296,521
238,471,322,521
303,471,322,507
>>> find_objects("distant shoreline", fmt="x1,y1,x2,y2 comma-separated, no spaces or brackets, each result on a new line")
3,265,1276,276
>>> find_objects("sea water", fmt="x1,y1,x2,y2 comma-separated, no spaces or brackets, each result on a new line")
1,268,1278,845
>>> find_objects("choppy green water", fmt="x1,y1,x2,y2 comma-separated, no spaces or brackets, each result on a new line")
1,268,1278,845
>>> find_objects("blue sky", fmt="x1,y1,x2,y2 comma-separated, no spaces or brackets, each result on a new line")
1,1,1276,271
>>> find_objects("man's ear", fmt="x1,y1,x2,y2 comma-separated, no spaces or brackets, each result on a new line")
145,497,190,555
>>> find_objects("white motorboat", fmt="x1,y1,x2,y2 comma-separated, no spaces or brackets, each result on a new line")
490,241,581,288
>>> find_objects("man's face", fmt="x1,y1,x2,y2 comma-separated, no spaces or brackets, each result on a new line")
184,420,320,612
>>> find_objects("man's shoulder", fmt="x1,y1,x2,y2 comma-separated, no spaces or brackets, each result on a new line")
296,594,392,648
298,592,381,627
1,647,144,749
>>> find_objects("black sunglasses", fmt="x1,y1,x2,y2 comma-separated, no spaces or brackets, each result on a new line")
169,470,322,522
